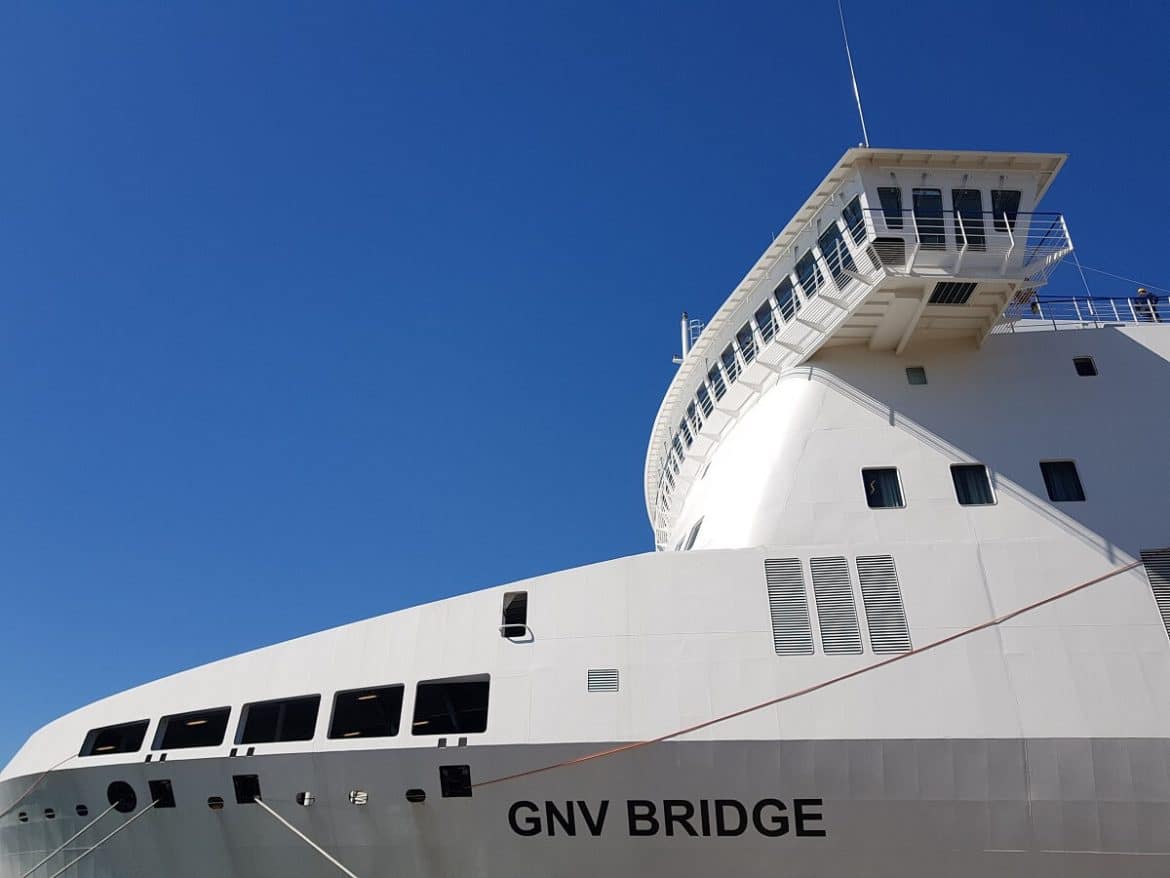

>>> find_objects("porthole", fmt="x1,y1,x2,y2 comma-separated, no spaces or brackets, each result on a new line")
75,804,89,817
44,808,55,820
207,796,225,811
405,788,426,804
106,781,137,814
17,812,27,823
1073,356,1097,376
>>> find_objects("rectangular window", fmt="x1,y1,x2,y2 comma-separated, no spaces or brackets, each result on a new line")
80,720,149,757
721,344,740,383
329,685,404,739
951,188,986,251
1073,356,1098,376
686,401,701,434
238,695,320,744
154,707,231,750
501,591,528,637
795,250,823,297
736,322,756,365
912,188,945,249
754,302,776,343
877,187,903,230
905,366,927,385
862,467,905,508
412,676,489,735
696,384,713,417
774,278,800,321
817,222,856,282
678,419,693,448
991,189,1021,232
951,464,995,506
1040,460,1085,502
707,364,726,401
842,195,866,245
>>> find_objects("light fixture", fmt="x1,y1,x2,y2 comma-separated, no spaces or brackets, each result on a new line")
413,720,428,727
343,731,361,738
356,694,378,701
95,745,115,752
185,719,208,727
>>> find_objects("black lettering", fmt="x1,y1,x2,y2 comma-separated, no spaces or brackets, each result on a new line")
663,800,698,837
714,799,747,836
577,800,609,837
751,799,789,837
508,801,541,837
627,800,659,837
794,798,826,837
545,801,576,837
699,798,711,836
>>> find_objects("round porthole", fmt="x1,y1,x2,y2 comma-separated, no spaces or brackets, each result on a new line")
207,796,225,811
405,788,426,804
44,808,56,820
76,804,89,817
17,812,28,823
106,781,137,814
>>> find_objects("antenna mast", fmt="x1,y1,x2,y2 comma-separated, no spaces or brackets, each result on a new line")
836,0,870,147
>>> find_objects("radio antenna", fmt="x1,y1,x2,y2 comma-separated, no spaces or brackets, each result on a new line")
836,0,870,147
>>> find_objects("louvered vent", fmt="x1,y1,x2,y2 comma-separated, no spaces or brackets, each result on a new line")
810,557,862,655
856,555,912,653
929,281,977,305
587,669,619,692
1141,549,1170,640
765,558,814,655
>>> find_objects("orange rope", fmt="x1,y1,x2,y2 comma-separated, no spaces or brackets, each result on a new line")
473,558,1145,789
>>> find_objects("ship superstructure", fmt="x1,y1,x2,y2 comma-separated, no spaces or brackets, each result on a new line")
3,149,1170,878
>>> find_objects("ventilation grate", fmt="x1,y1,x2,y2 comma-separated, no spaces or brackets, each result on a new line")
929,281,977,305
810,557,862,654
765,559,814,655
1142,549,1170,640
587,669,619,692
856,555,912,653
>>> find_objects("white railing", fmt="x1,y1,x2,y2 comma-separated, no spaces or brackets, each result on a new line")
993,295,1170,333
862,209,1072,284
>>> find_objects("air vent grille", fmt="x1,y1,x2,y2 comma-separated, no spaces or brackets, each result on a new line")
1141,549,1170,640
810,557,862,655
587,669,619,692
765,558,814,655
856,555,912,653
929,281,977,305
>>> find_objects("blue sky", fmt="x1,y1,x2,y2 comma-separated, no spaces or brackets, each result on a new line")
2,1,1168,762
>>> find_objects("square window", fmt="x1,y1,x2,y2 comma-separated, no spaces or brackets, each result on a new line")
154,707,231,750
412,677,489,735
329,685,404,739
1073,356,1098,376
951,464,995,506
1040,460,1085,502
861,468,905,509
906,366,927,385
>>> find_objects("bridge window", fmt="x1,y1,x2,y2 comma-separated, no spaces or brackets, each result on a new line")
678,419,693,448
1073,356,1097,376
818,222,856,282
912,189,945,249
991,189,1021,232
238,695,320,744
412,676,490,735
154,707,231,750
707,364,726,401
754,302,776,342
842,195,866,245
696,384,713,417
795,250,823,297
1040,460,1085,502
775,278,800,321
877,187,903,230
81,720,149,756
721,344,740,383
736,322,757,365
951,464,995,506
329,685,404,739
862,467,905,509
951,189,986,251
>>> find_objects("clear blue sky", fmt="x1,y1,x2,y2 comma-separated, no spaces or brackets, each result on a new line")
2,1,1167,763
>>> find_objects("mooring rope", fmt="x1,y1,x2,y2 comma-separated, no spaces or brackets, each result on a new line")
0,755,76,820
473,558,1146,789
252,797,362,878
18,801,120,878
44,801,158,878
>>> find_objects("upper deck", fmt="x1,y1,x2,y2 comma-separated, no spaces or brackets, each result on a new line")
645,148,1073,548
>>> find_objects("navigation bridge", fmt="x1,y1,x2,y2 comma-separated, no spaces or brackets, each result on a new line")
646,148,1074,549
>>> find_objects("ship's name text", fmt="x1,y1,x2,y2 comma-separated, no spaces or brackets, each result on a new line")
507,798,826,838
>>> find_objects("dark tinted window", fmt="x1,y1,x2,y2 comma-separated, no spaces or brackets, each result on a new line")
238,695,320,744
412,677,489,735
775,278,800,320
991,189,1021,232
951,464,995,506
842,195,865,245
329,686,404,739
736,323,756,364
877,187,903,230
80,720,149,757
912,188,944,249
707,364,726,401
951,189,985,251
754,302,776,342
501,590,527,636
1073,356,1097,376
155,707,230,750
795,250,823,297
696,384,713,416
862,468,905,509
818,222,856,281
1041,461,1086,502
720,344,740,383
906,366,927,385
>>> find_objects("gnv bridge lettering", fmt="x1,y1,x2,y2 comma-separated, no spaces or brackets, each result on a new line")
507,799,825,838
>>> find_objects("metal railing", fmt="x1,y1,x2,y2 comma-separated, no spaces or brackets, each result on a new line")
994,295,1170,332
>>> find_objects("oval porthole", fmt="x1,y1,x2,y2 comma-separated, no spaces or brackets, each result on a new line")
405,788,426,804
106,781,137,814
207,796,225,811
44,808,56,819
17,812,28,823
76,804,89,817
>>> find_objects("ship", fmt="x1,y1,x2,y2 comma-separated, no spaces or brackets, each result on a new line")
3,147,1170,877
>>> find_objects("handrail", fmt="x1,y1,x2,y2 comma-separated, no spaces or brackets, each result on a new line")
993,294,1170,332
